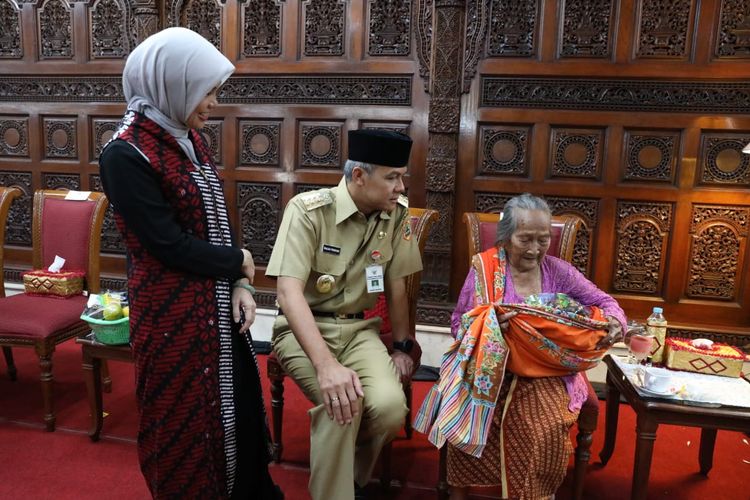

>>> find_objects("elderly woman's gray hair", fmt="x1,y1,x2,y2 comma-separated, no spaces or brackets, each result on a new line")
495,193,551,245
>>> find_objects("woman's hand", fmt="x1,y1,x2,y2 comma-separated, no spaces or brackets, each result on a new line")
498,310,518,333
231,285,256,334
596,316,623,349
240,249,255,283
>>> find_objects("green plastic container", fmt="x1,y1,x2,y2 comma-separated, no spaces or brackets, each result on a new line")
80,313,130,345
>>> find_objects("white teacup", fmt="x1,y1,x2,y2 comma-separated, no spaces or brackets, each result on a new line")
643,368,672,393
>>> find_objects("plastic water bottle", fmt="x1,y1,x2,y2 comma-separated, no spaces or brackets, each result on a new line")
646,307,667,363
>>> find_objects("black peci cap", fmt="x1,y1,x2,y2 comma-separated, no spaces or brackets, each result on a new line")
348,129,413,168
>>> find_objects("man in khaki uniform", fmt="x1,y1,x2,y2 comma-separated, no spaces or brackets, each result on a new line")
266,129,422,500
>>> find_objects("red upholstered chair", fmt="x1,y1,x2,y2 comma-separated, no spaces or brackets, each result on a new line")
266,207,438,484
0,186,22,378
436,212,595,500
0,189,108,431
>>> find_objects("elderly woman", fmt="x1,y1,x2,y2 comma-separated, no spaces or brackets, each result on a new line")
100,28,281,499
416,193,625,500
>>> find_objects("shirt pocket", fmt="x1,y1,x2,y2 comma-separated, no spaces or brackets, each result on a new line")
312,252,347,278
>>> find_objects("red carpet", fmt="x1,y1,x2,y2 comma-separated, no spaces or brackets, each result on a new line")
1,340,749,499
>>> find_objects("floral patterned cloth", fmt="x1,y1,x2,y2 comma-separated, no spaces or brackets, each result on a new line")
414,246,614,458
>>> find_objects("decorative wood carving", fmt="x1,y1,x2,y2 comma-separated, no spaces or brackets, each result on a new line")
38,0,74,59
198,120,222,165
481,77,750,114
90,174,125,254
241,0,281,57
697,133,750,187
90,0,128,59
547,196,598,276
91,117,120,159
416,304,453,326
426,191,453,252
100,276,127,291
479,125,529,176
635,0,694,58
622,130,679,183
0,116,29,157
130,0,158,47
0,0,23,59
359,121,410,135
368,0,411,56
426,133,457,191
299,123,342,168
43,117,77,159
303,0,345,56
687,205,749,300
474,192,513,214
715,0,750,58
237,182,281,265
487,0,539,58
414,0,433,90
461,0,490,92
549,127,603,179
613,201,672,295
418,282,449,302
295,183,332,194
176,0,222,49
0,170,31,246
239,121,280,166
559,0,614,58
42,173,80,190
1,76,412,106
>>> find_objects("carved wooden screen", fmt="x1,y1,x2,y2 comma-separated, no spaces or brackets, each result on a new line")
453,0,750,340
0,0,428,307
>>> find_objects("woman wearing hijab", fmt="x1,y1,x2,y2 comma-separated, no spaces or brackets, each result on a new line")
100,28,282,499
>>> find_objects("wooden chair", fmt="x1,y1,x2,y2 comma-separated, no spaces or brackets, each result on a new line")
0,189,108,431
0,186,22,379
436,211,595,500
266,207,438,486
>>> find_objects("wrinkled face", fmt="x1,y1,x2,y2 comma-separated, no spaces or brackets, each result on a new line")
355,165,407,214
186,86,219,130
506,209,551,272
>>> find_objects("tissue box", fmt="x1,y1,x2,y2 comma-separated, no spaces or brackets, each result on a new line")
664,338,744,378
23,269,85,298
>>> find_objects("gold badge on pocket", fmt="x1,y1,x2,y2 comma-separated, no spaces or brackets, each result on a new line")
316,274,335,294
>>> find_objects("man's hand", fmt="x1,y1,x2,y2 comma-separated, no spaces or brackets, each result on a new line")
596,316,623,350
390,350,414,383
240,249,255,283
316,359,365,425
231,286,256,334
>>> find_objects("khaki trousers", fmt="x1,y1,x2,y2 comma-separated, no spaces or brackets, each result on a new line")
272,315,407,500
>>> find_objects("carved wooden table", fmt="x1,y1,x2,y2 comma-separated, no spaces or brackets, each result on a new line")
599,354,750,500
76,333,133,441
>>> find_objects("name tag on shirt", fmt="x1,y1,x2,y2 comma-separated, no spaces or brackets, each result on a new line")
365,265,384,293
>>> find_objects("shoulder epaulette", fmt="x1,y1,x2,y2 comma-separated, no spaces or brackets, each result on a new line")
397,194,409,208
299,189,334,211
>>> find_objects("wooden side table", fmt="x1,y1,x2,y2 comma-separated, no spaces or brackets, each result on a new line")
76,333,134,441
599,354,750,500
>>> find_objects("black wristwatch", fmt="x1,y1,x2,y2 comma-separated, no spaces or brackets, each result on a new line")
392,339,414,354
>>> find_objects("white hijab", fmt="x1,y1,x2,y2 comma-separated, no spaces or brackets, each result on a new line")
123,27,235,165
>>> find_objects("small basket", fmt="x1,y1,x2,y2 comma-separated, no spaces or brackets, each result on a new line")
81,313,130,345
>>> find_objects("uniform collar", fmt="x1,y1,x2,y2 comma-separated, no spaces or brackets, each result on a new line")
334,177,391,225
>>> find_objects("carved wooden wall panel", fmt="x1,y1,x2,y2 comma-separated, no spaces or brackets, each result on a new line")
90,117,121,160
42,173,80,190
687,205,748,301
298,122,343,169
714,0,750,58
90,174,125,254
0,0,23,59
303,0,346,56
546,196,598,276
90,0,129,58
697,132,750,187
487,0,540,57
239,120,281,167
367,0,411,56
549,127,604,180
241,0,282,57
0,116,29,157
613,201,672,295
42,117,77,159
558,0,614,58
0,170,31,246
622,129,679,183
171,0,223,49
478,125,530,177
634,0,696,59
38,0,74,59
237,182,281,266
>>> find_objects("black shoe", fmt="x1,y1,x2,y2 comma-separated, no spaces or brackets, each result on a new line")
354,482,367,500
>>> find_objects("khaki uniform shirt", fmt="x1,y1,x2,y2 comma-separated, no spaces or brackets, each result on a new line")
266,177,422,314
